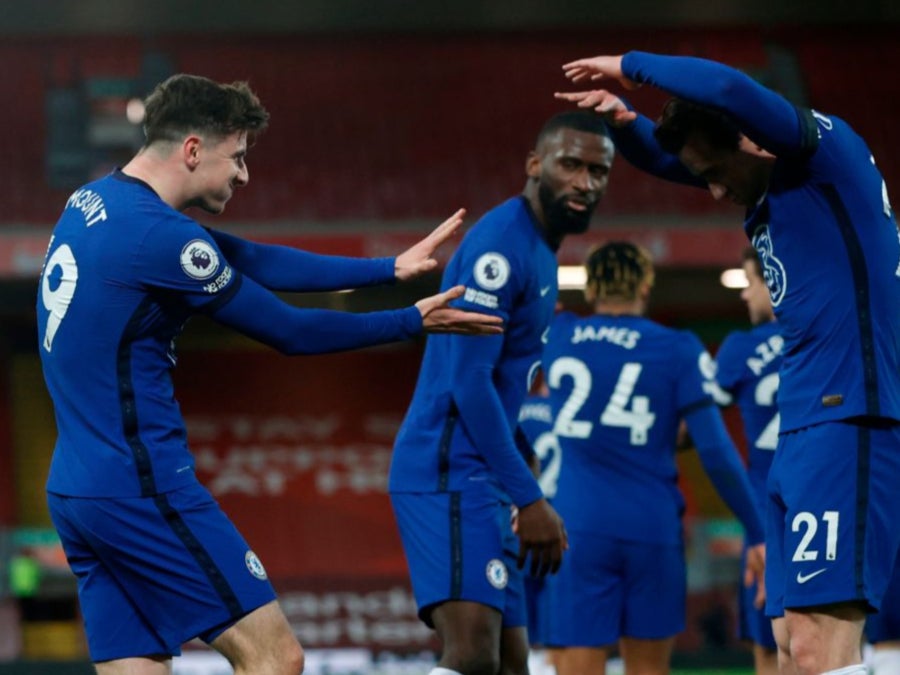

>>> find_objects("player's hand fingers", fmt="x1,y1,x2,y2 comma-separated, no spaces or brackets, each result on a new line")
530,545,545,577
424,208,465,247
517,544,530,571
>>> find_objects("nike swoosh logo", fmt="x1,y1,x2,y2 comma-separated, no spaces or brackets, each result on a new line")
540,286,551,297
796,568,826,584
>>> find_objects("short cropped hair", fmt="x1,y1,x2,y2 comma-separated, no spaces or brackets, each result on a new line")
142,74,269,146
585,241,655,302
536,110,610,150
653,98,741,155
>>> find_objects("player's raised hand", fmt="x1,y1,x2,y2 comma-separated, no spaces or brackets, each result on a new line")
744,542,766,609
514,498,568,577
553,89,637,128
416,285,504,335
394,208,466,281
561,54,638,90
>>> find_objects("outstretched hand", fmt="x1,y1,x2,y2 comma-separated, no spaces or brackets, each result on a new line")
553,89,637,128
561,54,638,89
394,209,466,282
415,285,504,335
744,542,766,609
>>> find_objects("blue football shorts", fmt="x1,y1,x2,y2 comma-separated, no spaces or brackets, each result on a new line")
766,419,900,617
546,531,686,646
48,481,276,661
524,570,550,646
390,490,526,628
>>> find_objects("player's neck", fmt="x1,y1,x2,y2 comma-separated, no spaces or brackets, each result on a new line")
121,149,189,211
595,301,643,316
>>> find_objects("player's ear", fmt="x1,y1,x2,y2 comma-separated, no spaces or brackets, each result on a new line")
526,151,541,179
639,281,652,303
583,281,596,304
183,135,202,170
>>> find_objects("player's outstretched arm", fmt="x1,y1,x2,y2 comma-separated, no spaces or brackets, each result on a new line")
415,285,504,335
394,208,466,281
208,228,396,293
208,275,501,355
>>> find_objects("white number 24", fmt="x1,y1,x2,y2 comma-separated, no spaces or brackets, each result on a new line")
547,357,655,445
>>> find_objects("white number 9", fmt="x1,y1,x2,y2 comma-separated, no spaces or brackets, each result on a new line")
41,244,78,352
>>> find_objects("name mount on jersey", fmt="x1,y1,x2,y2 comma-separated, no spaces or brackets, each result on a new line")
66,188,108,227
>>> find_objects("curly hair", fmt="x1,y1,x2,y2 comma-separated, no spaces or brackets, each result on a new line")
585,241,655,302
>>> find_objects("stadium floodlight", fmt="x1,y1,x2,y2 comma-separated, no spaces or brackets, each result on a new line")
720,267,749,289
558,265,586,291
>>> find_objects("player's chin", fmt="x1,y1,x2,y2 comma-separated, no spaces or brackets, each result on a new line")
560,210,593,234
199,198,229,215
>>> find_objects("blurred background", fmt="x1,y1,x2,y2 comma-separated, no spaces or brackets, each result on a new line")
0,0,897,672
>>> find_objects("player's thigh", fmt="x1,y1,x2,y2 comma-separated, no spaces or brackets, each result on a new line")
784,603,867,669
768,421,900,612
431,600,503,662
391,490,522,627
546,531,626,647
210,599,303,671
94,656,172,675
621,539,686,640
551,646,610,675
619,635,676,675
500,625,529,675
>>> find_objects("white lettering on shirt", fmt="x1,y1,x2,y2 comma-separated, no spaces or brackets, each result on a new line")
571,325,641,349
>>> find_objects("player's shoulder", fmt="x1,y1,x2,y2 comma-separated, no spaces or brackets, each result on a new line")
547,310,580,333
648,325,708,368
799,108,872,169
638,318,699,347
461,197,539,254
717,327,755,355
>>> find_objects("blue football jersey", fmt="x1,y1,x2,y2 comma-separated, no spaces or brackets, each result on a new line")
39,171,421,498
743,111,900,431
38,172,241,497
542,313,717,544
389,197,556,507
517,394,559,500
617,52,900,433
715,321,782,495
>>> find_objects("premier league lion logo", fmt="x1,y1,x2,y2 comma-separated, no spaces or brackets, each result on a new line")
180,239,220,281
